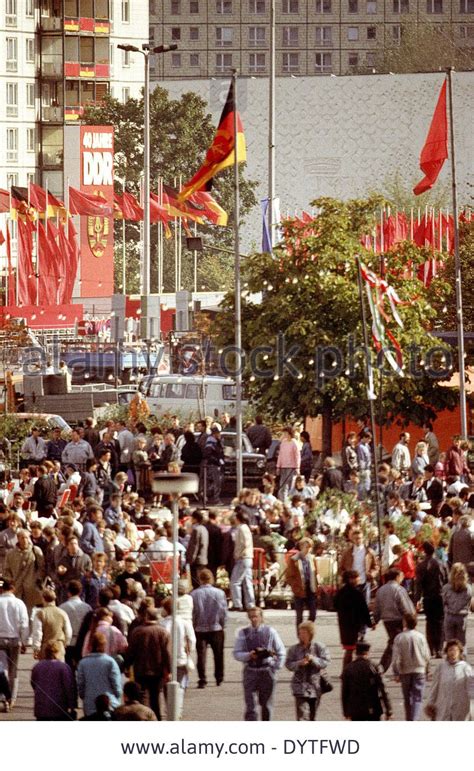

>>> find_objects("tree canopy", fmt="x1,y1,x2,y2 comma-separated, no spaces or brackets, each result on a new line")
215,196,459,453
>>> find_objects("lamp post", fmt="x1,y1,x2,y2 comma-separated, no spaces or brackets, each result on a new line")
151,472,199,721
117,42,177,340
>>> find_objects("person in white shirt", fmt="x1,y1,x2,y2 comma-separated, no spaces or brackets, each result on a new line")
0,578,29,709
391,432,411,477
381,521,401,573
159,597,196,718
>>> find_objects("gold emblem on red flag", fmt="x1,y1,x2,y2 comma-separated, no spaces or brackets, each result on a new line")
87,215,109,258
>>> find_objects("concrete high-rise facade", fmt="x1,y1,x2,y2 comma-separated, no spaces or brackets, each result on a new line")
149,0,474,80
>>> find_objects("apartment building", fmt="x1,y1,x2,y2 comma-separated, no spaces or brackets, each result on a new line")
149,0,474,79
0,0,149,196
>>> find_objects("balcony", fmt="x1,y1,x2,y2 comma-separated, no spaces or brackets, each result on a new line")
64,61,110,78
42,60,63,77
41,17,62,31
42,105,64,122
64,106,85,121
64,17,111,34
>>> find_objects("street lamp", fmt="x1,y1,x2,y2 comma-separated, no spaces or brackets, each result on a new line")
117,42,177,339
151,471,199,721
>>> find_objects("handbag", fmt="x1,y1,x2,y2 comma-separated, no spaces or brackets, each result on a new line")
319,674,333,694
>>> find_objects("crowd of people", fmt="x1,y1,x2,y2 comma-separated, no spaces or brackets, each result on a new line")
0,412,473,721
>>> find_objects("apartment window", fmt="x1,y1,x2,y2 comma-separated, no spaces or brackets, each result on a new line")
282,52,299,72
122,0,130,21
190,53,200,66
171,52,181,67
393,0,409,11
347,26,359,40
6,83,18,117
283,26,299,45
6,37,18,71
366,51,376,66
249,0,266,10
216,26,233,46
6,0,17,25
366,0,377,11
392,24,401,42
27,82,35,108
7,128,18,163
171,27,181,41
171,0,181,12
190,0,199,10
249,26,266,45
215,52,233,72
460,24,474,37
460,0,474,11
348,52,359,66
426,0,443,12
6,173,18,189
282,0,299,11
367,26,376,39
122,87,130,102
26,38,35,63
190,27,199,40
27,128,35,153
348,0,358,11
315,0,332,11
249,52,266,72
315,52,332,72
216,0,232,12
122,49,130,66
315,25,332,44
26,0,34,17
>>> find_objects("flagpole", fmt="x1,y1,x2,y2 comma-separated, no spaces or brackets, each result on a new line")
233,70,243,493
446,68,467,438
355,255,383,573
268,0,276,248
122,178,126,295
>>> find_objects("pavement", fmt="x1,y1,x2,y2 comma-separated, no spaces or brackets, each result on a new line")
2,610,473,722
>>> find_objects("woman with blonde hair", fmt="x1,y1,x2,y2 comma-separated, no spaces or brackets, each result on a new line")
411,441,429,478
441,562,473,649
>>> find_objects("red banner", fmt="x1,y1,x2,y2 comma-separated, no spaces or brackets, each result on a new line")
79,125,114,298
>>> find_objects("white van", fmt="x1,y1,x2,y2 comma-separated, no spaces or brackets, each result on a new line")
140,375,244,419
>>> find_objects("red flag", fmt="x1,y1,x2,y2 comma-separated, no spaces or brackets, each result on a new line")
68,186,113,216
122,192,144,221
413,80,448,196
17,219,37,306
59,223,80,304
189,191,228,225
0,189,10,213
5,224,16,306
37,221,61,304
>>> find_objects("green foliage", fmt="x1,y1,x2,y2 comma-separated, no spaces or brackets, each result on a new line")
369,170,451,212
84,90,258,293
0,415,49,460
375,23,472,74
214,196,458,448
394,514,415,547
434,220,474,340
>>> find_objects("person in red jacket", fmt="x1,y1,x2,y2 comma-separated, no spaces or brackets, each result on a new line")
392,544,416,597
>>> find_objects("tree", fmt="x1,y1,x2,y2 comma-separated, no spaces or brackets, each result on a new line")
84,90,257,293
214,196,459,455
433,220,474,341
369,170,451,212
375,23,472,74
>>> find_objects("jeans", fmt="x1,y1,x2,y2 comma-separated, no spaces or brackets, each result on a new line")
277,468,296,501
294,594,317,629
196,630,224,686
400,673,425,721
295,696,320,721
444,613,467,647
0,638,20,702
243,667,275,721
380,619,403,672
136,675,164,720
205,465,222,504
423,595,444,656
231,558,255,610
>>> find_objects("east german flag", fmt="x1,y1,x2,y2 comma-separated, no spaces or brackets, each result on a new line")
179,80,246,201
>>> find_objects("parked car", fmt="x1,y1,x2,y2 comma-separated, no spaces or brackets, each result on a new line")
141,374,246,419
198,431,266,489
11,412,71,434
